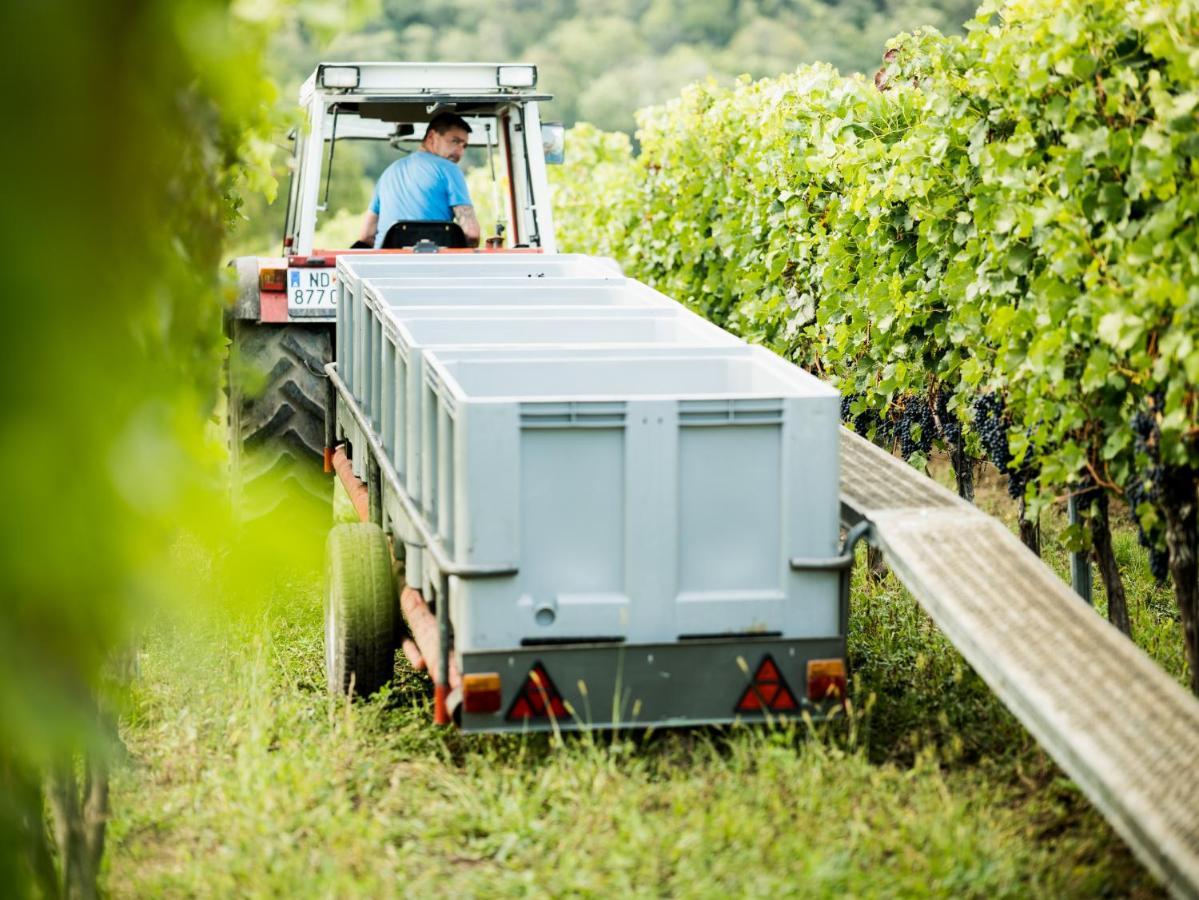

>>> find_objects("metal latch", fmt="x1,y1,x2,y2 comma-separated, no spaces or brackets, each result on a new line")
789,521,873,572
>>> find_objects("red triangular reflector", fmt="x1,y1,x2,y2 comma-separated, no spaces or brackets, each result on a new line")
510,696,532,719
771,687,799,711
506,662,568,721
735,655,801,714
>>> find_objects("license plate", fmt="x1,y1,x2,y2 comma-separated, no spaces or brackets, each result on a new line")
288,268,337,313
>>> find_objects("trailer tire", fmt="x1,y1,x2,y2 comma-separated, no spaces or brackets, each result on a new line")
226,320,333,517
325,522,397,698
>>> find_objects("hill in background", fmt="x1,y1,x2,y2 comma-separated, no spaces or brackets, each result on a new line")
274,0,978,133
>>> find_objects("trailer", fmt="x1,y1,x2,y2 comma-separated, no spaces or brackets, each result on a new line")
324,255,856,730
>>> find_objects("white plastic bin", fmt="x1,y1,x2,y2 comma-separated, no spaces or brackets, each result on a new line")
416,345,841,652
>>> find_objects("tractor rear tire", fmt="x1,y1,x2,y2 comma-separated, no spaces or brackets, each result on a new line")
227,320,333,517
325,522,398,698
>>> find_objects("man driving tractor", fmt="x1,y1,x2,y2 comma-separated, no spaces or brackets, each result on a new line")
357,112,481,249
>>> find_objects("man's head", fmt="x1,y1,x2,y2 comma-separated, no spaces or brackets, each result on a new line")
422,113,471,164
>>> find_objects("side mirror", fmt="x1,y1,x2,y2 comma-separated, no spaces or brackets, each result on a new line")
541,122,565,164
388,123,416,149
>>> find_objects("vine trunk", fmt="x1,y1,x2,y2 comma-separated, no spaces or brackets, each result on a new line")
1018,498,1040,557
1088,492,1131,636
1160,468,1199,696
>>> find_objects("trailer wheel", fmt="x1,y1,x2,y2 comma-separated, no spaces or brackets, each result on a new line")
226,320,333,517
325,522,398,698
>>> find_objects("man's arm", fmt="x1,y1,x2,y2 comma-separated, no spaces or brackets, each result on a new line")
358,210,379,247
452,205,481,248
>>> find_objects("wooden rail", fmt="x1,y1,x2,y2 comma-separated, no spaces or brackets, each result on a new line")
839,428,1199,898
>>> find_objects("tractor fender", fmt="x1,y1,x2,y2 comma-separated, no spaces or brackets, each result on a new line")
230,255,287,321
230,255,262,321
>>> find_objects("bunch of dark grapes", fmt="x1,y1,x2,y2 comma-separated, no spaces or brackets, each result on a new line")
1149,548,1169,583
1125,475,1169,583
896,394,935,459
971,392,1037,498
1075,469,1101,508
934,390,964,448
1131,408,1162,482
1006,458,1035,500
841,392,893,446
876,412,895,448
839,393,854,423
840,392,875,437
1126,400,1169,584
972,393,1011,470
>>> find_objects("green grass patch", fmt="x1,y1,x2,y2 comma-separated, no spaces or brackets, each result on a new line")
105,482,1178,897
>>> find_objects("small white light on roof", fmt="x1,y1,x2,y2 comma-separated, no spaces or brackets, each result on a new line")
497,65,537,88
321,66,360,89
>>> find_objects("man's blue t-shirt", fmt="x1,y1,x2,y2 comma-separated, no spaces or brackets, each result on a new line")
370,151,472,248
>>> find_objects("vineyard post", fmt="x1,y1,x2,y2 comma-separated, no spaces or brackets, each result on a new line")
1067,495,1092,604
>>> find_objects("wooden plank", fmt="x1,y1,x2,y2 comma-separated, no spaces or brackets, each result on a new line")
839,428,1199,899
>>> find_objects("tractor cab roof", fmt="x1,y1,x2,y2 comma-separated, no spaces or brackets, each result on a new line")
300,62,552,148
300,61,551,106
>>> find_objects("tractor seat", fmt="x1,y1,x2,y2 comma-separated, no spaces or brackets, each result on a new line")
381,220,467,250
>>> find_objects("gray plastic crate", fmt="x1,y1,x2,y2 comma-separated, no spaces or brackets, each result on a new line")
348,278,675,411
415,345,841,652
335,253,622,321
377,307,736,443
343,276,627,397
335,254,622,373
365,310,742,583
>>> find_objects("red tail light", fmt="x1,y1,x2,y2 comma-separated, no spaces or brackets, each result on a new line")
506,663,568,720
258,267,287,292
735,655,800,713
463,672,502,714
807,659,847,702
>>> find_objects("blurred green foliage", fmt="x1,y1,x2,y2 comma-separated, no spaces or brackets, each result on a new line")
0,0,376,894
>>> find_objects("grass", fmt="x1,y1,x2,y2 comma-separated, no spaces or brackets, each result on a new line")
103,469,1184,897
